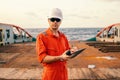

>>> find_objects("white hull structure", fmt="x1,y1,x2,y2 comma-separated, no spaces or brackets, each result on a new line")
96,23,120,43
0,23,35,46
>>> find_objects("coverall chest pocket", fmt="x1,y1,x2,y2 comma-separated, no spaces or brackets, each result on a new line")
47,48,58,56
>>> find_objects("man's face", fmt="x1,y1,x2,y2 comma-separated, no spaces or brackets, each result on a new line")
48,18,61,31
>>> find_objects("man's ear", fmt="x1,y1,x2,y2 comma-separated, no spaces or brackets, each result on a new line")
48,19,50,22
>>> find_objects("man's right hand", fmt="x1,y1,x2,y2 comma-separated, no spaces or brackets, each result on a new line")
60,50,71,61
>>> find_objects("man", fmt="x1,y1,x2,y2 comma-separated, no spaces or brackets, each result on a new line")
36,8,75,80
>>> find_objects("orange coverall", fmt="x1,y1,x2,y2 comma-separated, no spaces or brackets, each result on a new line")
36,28,70,80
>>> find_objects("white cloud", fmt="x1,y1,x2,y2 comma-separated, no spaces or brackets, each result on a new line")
0,0,120,28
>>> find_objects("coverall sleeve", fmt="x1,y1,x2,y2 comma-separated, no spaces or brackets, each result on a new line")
36,34,47,63
63,34,70,50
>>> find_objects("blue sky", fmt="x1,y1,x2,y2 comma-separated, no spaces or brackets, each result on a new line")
0,0,120,28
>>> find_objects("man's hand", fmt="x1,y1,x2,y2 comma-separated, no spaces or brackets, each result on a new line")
60,47,78,61
70,46,78,53
60,50,71,61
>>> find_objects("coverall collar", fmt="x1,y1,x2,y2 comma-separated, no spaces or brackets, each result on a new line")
46,28,63,37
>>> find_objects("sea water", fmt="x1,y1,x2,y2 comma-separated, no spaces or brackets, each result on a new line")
26,28,101,41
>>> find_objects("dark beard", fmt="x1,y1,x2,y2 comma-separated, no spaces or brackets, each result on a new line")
52,27,58,31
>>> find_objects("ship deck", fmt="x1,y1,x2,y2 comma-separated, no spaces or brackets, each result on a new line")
0,41,120,79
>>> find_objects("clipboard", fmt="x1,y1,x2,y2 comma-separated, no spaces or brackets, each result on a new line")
66,48,86,58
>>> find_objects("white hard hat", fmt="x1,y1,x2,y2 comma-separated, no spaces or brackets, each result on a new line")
48,8,63,20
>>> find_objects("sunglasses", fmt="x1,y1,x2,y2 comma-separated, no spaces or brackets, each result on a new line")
49,18,61,22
